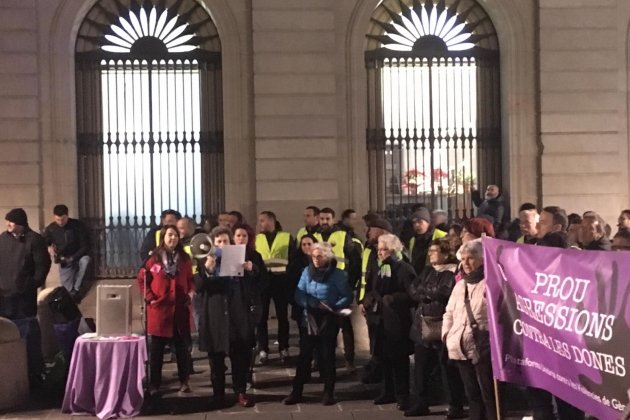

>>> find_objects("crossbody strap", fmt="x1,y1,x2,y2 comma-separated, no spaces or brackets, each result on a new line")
463,283,478,330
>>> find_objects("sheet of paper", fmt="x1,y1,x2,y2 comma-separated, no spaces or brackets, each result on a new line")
219,244,246,277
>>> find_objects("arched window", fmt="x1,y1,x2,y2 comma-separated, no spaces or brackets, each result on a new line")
365,0,500,224
76,0,223,277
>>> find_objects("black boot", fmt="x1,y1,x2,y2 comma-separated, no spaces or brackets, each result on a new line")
283,385,303,405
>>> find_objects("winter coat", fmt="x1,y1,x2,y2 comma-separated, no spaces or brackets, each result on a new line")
295,259,352,336
196,252,262,354
409,263,457,344
137,252,194,338
583,237,611,251
287,250,310,320
472,191,505,228
363,256,416,358
0,229,51,319
442,278,488,361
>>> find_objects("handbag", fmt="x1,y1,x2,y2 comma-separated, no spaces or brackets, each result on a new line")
420,314,443,342
463,283,491,365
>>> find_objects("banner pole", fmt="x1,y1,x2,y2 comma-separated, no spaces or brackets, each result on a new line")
494,379,502,420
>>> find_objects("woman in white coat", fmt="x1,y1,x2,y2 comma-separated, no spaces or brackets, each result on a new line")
442,239,496,420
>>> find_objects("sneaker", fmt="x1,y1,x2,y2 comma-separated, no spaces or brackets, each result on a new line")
283,392,302,405
238,392,254,407
258,350,268,365
280,349,290,363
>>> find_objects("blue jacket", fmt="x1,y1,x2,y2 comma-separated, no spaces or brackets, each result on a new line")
295,261,352,310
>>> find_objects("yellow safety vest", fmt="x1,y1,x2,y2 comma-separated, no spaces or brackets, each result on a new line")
182,244,198,275
517,236,525,244
351,236,364,253
358,247,372,301
255,231,291,273
155,230,161,247
314,230,348,270
408,229,447,261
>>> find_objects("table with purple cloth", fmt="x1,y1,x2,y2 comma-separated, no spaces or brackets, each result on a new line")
62,335,147,419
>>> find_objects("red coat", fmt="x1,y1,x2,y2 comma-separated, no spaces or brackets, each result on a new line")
137,255,194,338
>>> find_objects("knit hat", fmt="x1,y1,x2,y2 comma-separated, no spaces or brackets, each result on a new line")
5,208,28,226
411,208,431,224
463,217,495,238
368,218,393,233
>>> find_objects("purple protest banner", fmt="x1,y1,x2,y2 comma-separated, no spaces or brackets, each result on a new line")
483,237,630,420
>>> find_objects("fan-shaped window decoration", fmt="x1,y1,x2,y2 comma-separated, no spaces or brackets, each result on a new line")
365,0,501,229
102,7,198,53
76,0,223,278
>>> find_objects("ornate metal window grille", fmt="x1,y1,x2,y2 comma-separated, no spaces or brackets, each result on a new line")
76,0,223,278
366,0,500,227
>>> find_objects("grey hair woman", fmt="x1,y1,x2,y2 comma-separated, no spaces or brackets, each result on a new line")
442,238,496,420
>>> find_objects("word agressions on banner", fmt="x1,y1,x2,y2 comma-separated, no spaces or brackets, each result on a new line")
483,238,630,420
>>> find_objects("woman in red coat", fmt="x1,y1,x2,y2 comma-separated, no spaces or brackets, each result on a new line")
137,224,195,395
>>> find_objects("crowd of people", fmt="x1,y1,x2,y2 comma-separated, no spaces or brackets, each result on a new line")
0,188,629,419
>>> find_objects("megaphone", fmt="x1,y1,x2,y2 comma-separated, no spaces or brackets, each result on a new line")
190,233,215,259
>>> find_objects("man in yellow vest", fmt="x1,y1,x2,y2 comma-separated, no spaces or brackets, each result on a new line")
407,207,447,273
139,209,181,261
357,217,392,384
296,206,320,243
255,211,295,364
314,208,361,371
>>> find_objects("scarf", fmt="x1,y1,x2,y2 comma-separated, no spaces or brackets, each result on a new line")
307,259,337,283
378,253,401,278
161,250,179,278
463,265,484,284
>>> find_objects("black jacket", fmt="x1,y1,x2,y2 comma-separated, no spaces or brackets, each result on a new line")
410,228,436,274
43,218,90,260
472,191,506,228
0,229,51,318
195,249,262,353
140,226,160,261
583,237,612,251
537,231,569,249
363,256,416,357
408,264,456,344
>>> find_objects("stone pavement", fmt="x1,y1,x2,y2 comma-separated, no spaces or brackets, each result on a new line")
1,317,530,420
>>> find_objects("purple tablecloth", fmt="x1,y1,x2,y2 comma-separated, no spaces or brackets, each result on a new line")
62,336,147,419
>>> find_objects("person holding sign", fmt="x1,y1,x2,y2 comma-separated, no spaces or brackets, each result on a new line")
283,242,353,406
195,227,259,409
442,239,496,420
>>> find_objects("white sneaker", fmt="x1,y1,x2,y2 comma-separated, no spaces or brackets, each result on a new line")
259,350,268,365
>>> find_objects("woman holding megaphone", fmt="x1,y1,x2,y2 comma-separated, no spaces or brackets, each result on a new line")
195,226,261,409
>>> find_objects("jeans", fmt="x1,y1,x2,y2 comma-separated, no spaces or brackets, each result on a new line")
59,255,91,294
